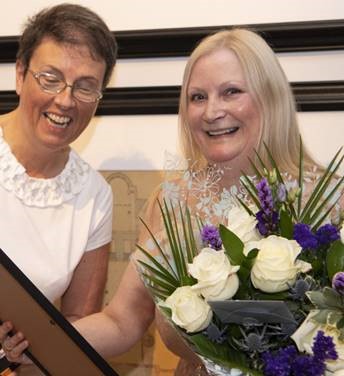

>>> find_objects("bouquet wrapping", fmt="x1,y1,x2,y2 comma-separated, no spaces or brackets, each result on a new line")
137,144,344,375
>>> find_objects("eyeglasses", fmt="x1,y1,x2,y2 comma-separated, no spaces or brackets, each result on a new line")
28,69,103,103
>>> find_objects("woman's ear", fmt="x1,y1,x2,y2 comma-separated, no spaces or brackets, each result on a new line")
15,60,26,96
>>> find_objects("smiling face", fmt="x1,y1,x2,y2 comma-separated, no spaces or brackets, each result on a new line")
186,48,261,169
15,37,106,153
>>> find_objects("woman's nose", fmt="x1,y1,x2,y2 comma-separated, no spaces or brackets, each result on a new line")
203,98,226,122
54,85,76,109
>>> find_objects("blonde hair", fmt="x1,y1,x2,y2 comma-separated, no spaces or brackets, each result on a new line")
178,28,316,175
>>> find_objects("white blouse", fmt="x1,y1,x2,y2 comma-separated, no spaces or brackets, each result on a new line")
0,128,113,302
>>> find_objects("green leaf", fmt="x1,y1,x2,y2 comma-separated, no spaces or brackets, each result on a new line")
238,249,258,281
306,290,327,308
183,203,198,261
138,216,178,279
136,246,179,285
326,240,344,280
219,224,244,265
188,334,263,375
307,287,343,309
311,309,335,324
162,199,187,279
297,136,304,217
159,306,172,318
137,258,179,288
328,310,344,326
140,272,176,295
279,210,294,239
300,147,343,224
247,156,263,180
239,175,260,208
262,143,286,186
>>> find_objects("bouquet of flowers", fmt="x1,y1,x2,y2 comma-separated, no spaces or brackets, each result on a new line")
137,143,344,376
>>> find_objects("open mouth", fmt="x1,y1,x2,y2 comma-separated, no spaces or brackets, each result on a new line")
206,126,239,136
44,112,72,129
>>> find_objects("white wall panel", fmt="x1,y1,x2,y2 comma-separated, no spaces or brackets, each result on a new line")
1,51,344,90
71,114,179,170
70,112,344,174
0,0,344,35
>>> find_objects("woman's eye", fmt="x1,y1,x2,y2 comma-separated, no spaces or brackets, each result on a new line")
224,87,242,96
190,93,206,102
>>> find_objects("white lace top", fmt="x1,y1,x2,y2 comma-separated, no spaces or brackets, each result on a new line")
0,128,113,302
0,127,90,207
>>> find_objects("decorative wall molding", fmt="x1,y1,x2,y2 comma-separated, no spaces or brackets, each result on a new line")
1,81,343,115
0,19,343,62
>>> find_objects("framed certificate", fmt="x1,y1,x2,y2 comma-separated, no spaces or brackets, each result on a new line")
0,249,118,376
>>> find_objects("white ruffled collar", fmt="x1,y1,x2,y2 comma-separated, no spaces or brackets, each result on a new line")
0,127,89,207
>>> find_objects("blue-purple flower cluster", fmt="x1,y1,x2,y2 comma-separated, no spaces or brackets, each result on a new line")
293,223,340,250
201,224,222,250
262,331,337,376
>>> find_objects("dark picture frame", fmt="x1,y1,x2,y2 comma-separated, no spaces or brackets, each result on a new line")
0,19,343,115
0,249,118,376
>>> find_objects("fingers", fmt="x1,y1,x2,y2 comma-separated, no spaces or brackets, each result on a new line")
0,322,30,365
0,321,13,341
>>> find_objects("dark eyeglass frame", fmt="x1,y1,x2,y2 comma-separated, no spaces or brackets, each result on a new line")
27,69,103,103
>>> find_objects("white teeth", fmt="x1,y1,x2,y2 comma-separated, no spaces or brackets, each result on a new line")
207,127,239,136
45,113,71,129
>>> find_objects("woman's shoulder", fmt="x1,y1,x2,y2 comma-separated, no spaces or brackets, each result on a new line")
69,150,112,198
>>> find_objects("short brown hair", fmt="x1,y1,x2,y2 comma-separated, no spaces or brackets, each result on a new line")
17,3,117,88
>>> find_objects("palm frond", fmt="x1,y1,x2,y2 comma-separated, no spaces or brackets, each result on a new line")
158,199,184,279
138,217,177,279
300,148,343,223
297,137,304,217
137,257,179,287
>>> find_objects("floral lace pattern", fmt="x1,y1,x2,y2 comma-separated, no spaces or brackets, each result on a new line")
0,128,89,207
162,152,247,224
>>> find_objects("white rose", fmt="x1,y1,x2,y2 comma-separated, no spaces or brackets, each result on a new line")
250,235,312,293
227,205,261,243
340,227,344,244
194,273,240,301
292,311,344,373
164,286,212,333
188,248,240,300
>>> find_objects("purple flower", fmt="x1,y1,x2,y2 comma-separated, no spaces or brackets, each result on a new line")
312,330,338,362
201,225,222,250
262,346,296,376
277,184,287,202
293,223,318,250
315,224,340,246
255,178,279,236
256,178,274,215
291,355,324,376
256,210,279,236
262,333,337,376
333,272,344,295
